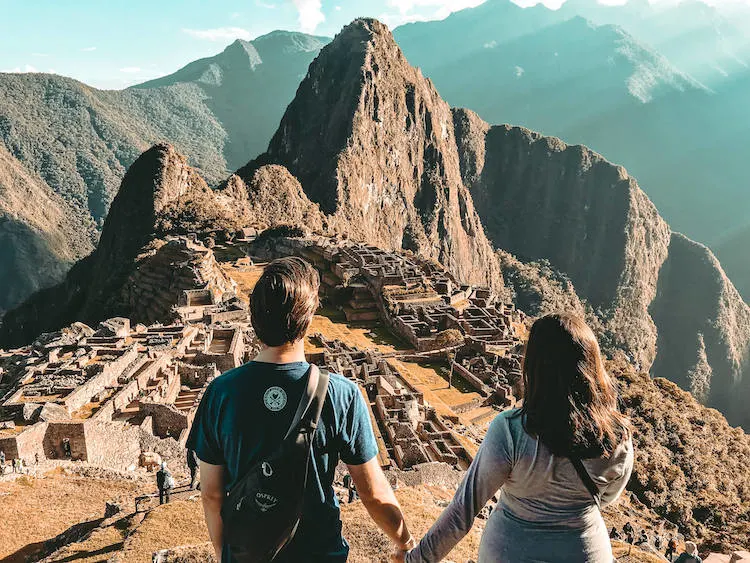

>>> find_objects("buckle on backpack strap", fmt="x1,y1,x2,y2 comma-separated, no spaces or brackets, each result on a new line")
262,461,273,477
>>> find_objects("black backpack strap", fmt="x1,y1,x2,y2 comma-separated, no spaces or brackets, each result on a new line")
282,366,328,440
570,457,602,509
305,367,329,431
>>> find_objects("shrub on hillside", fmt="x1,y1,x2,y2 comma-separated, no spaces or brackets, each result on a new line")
609,356,750,552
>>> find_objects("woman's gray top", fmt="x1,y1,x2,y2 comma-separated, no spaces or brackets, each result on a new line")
406,408,634,563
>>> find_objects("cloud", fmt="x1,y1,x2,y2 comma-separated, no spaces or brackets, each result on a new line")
515,65,525,77
119,66,142,73
335,5,342,10
1,64,39,73
32,52,49,57
182,26,252,41
255,0,277,8
81,46,97,52
484,40,497,48
292,0,325,33
382,0,486,26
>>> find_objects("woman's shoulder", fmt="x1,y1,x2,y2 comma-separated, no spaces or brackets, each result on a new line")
487,408,526,444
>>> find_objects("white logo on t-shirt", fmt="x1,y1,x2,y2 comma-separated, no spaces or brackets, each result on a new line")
263,386,287,411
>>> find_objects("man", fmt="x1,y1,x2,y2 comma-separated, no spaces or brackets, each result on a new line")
342,473,358,504
187,448,199,490
636,529,649,545
666,535,678,561
0,449,5,470
156,461,173,505
188,257,415,562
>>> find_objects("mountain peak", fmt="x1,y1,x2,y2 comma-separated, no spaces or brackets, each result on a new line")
238,18,505,293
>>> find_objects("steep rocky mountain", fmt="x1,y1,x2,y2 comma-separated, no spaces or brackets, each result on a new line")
393,0,750,302
2,18,749,431
237,19,504,293
0,145,93,315
0,143,247,346
0,31,327,312
453,113,750,429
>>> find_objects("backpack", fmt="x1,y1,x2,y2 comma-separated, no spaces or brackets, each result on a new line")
165,473,175,490
221,365,329,562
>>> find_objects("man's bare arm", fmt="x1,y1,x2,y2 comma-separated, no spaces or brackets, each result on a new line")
347,458,415,551
199,460,226,560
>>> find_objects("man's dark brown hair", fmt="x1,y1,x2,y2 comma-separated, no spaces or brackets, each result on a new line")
250,257,320,346
519,313,630,459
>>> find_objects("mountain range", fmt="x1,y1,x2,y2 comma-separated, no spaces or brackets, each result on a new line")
0,31,326,314
1,18,749,437
394,0,750,300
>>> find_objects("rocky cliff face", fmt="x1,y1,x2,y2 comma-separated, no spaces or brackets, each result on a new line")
240,19,505,294
455,111,750,428
650,234,750,428
457,116,671,370
0,144,243,347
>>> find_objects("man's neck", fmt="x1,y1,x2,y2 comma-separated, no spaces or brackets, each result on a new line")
254,340,307,364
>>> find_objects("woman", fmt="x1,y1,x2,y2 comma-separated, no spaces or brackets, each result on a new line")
399,313,634,562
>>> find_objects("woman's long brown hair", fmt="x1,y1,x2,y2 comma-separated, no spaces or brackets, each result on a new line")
519,313,630,459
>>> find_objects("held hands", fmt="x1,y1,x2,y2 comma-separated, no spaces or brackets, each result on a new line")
391,536,418,562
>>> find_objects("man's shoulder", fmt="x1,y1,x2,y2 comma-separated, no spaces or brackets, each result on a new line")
206,363,254,393
324,370,359,396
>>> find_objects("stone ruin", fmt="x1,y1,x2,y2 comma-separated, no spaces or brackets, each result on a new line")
0,299,257,473
249,232,526,406
311,335,473,470
0,230,524,476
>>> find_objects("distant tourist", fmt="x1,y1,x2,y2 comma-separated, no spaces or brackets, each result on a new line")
0,449,5,469
187,257,415,561
62,438,72,459
343,472,358,503
396,313,634,563
666,535,678,561
609,527,621,540
636,529,649,545
623,521,634,536
156,461,174,505
674,541,702,563
186,448,199,490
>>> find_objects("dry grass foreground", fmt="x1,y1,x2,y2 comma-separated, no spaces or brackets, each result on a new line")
0,470,150,562
20,478,667,563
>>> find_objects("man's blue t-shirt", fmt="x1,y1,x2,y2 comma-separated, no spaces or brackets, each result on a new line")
186,361,379,562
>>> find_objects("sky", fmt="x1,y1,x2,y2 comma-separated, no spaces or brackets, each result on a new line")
0,0,748,89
